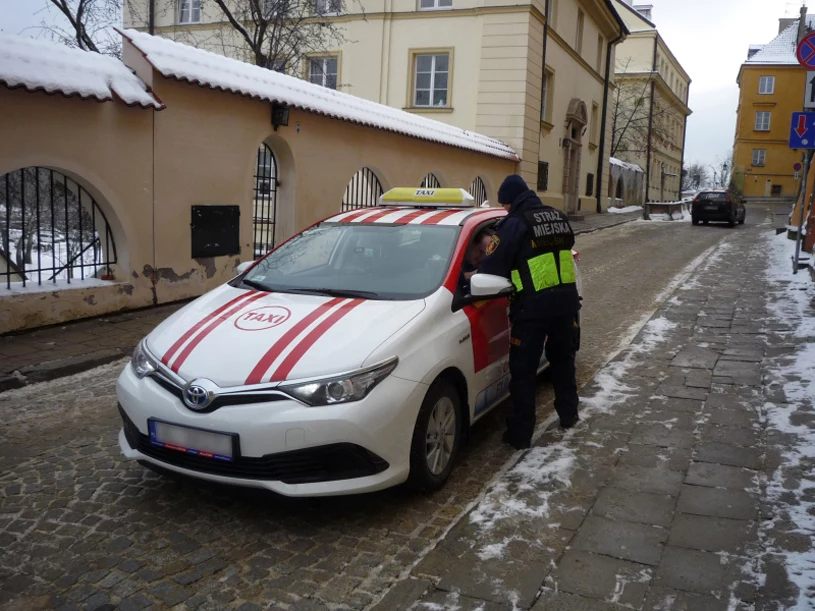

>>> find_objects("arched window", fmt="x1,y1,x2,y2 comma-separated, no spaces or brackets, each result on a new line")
0,167,117,289
421,173,441,188
254,144,278,258
469,177,488,206
342,168,384,211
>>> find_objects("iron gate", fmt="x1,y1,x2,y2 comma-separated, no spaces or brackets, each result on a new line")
421,173,441,188
469,177,488,206
0,167,117,289
342,168,384,211
254,144,278,258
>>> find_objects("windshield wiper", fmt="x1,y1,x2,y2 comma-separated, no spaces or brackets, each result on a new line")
284,287,379,299
242,279,271,292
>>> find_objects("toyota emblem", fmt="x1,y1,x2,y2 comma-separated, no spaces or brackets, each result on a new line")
183,384,211,410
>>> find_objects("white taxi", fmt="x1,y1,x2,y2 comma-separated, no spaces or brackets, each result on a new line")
116,188,582,496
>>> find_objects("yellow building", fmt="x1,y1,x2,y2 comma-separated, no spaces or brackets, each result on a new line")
734,14,812,200
124,0,627,216
610,1,691,203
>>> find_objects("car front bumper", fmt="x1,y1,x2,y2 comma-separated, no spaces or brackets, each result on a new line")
116,364,427,496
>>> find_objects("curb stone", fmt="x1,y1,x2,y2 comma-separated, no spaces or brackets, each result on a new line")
13,349,126,387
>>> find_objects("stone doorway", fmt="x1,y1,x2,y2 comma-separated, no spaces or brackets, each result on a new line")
562,99,588,216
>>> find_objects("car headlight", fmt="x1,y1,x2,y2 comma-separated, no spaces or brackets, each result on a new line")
280,357,398,406
131,339,157,379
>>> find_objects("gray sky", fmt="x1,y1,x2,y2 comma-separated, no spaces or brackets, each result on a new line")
0,0,807,170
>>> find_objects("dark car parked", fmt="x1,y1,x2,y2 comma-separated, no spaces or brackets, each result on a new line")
691,189,746,227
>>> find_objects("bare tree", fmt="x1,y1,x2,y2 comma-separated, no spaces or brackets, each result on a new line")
710,154,734,189
611,58,672,158
682,163,709,192
38,0,123,57
206,0,359,78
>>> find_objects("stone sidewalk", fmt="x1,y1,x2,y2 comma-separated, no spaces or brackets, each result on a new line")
0,303,185,392
372,213,811,609
0,211,639,394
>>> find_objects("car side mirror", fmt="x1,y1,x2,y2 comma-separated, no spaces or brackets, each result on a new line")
471,274,514,298
236,261,253,275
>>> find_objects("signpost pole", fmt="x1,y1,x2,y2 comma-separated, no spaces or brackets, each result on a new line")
794,150,812,273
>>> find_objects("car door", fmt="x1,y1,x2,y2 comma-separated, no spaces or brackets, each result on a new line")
455,220,511,420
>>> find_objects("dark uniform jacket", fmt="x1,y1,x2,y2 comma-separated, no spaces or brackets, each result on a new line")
478,189,580,321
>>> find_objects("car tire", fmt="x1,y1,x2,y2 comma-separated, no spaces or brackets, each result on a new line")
738,218,745,225
407,379,462,491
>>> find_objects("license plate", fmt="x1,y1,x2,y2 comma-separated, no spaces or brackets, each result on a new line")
705,204,719,210
148,419,235,462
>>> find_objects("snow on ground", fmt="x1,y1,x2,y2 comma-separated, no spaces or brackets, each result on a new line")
608,205,642,215
762,232,815,609
469,444,576,531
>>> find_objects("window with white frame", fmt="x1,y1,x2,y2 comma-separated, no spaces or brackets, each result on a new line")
178,0,201,24
414,53,449,107
308,56,338,89
420,0,452,9
752,149,766,166
759,76,775,95
755,111,771,131
315,0,342,14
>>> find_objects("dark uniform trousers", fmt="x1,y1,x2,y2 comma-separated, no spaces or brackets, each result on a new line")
507,316,578,445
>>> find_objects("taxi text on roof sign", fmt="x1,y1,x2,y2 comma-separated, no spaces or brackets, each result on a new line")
380,187,476,208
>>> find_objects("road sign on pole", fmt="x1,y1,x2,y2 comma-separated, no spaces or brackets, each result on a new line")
798,32,815,68
806,72,815,109
789,112,815,148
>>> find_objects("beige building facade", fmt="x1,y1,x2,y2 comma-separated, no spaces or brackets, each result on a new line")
125,0,627,215
0,32,516,334
610,0,691,203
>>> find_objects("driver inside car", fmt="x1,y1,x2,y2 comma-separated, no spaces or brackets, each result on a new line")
459,229,494,294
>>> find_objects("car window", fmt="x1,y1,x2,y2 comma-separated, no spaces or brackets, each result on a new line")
242,222,460,300
698,192,727,201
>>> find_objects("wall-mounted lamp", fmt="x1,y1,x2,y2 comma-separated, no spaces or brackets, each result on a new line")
271,102,290,131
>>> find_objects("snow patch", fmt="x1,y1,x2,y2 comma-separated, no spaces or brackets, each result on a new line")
0,33,161,108
469,444,576,531
608,205,642,214
118,28,518,161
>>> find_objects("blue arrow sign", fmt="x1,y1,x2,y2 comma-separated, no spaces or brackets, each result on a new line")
789,112,815,149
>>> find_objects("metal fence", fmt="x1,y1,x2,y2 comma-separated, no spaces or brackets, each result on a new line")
0,167,117,290
470,177,488,206
341,167,384,211
254,144,278,258
421,173,441,188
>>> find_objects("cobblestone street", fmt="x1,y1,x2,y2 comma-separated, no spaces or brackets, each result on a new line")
0,209,780,611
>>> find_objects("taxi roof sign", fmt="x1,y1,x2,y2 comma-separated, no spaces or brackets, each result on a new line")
380,187,475,208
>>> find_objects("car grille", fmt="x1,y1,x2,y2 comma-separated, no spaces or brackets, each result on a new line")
119,405,389,484
148,375,287,413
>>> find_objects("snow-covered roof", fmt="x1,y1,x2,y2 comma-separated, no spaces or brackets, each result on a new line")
118,29,520,162
0,34,163,109
610,157,644,173
746,17,815,65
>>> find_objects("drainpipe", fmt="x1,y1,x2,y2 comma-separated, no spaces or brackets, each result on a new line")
148,0,155,35
680,112,688,196
536,0,551,173
596,31,625,213
644,35,658,217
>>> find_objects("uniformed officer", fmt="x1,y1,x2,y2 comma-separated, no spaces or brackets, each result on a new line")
478,174,580,449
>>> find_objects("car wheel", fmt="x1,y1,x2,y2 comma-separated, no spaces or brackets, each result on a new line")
738,218,745,225
408,379,462,491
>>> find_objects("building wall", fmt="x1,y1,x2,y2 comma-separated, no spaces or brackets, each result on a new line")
612,17,691,203
734,65,804,198
124,0,624,214
0,42,515,334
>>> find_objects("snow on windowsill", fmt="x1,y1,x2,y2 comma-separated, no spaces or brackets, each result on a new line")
0,277,121,296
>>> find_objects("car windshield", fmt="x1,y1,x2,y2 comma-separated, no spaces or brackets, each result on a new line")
241,222,460,300
699,192,727,201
